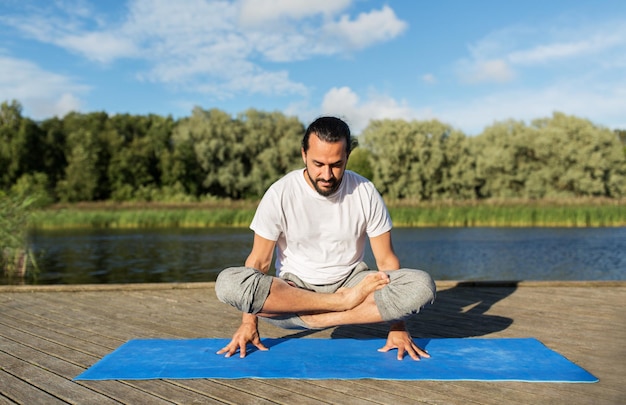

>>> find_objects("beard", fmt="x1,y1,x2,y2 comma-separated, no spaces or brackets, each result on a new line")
306,169,342,197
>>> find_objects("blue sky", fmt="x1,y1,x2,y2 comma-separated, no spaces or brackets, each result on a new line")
1,0,625,135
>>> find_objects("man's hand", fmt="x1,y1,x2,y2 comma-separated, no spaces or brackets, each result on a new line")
216,315,268,358
377,321,430,361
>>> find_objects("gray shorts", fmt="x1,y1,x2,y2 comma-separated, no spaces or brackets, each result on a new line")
215,262,436,330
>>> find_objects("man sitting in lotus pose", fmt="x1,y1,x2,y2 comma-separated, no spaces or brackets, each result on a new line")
215,116,436,360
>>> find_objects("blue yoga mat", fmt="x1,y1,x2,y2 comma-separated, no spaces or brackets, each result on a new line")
75,338,597,382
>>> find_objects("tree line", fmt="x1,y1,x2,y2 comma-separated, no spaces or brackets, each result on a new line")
1,100,625,205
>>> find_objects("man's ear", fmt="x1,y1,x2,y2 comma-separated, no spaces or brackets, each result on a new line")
301,148,307,165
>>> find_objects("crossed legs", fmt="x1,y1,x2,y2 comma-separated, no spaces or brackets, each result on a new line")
215,264,435,330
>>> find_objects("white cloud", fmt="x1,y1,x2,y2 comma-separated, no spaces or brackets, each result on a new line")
30,93,84,119
1,0,407,101
60,32,138,63
457,19,626,85
320,87,430,134
0,55,88,119
322,5,407,50
433,79,626,134
507,23,626,66
509,41,596,65
312,75,626,136
458,59,516,84
54,0,100,21
422,73,437,84
0,2,136,63
232,70,308,96
243,4,407,61
237,0,351,26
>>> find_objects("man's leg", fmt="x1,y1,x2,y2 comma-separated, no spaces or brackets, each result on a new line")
299,264,436,328
215,266,389,318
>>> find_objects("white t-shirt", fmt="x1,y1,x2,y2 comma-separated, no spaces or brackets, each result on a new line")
250,169,392,284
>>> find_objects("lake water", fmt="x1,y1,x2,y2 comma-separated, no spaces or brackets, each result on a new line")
9,227,626,285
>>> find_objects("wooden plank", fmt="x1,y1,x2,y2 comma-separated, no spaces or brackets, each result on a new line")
29,291,207,338
311,379,459,405
0,350,119,404
0,281,217,293
0,337,176,404
0,329,215,404
1,305,124,350
1,301,232,404
201,379,326,405
0,317,105,365
169,379,282,404
1,284,624,404
0,396,17,405
121,380,227,405
256,379,383,404
0,369,65,405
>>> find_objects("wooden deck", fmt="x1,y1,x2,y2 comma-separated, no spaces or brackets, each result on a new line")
1,281,624,404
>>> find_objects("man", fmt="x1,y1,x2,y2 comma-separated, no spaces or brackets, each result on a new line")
215,116,435,360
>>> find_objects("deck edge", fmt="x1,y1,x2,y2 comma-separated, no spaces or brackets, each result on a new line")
1,279,625,293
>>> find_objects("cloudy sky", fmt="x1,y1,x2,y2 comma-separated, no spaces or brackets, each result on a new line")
1,0,625,134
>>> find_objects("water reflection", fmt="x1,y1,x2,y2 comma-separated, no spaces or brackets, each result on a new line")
382,227,626,281
13,226,626,285
26,228,252,285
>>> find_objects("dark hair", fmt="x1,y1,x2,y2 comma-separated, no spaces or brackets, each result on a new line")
302,116,352,154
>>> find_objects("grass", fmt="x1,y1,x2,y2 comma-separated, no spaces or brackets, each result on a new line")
389,202,625,227
28,198,626,229
1,195,40,282
30,204,256,230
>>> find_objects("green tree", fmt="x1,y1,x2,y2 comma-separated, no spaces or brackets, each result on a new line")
172,107,302,199
56,128,102,201
10,172,54,207
530,113,626,198
39,117,68,199
107,114,175,201
347,146,374,180
362,119,469,200
616,129,626,158
0,101,46,191
238,109,303,197
473,113,626,198
0,101,22,190
439,130,478,200
55,112,113,201
473,119,529,198
161,136,204,198
172,107,241,198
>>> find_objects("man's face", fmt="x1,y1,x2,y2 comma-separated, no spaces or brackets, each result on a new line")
302,133,349,196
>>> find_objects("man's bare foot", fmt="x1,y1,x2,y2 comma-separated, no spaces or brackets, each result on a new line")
299,273,389,328
336,272,389,311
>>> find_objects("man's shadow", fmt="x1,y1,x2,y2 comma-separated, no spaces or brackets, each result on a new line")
328,281,518,340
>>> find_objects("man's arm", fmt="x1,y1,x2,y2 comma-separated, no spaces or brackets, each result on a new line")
244,233,276,272
369,231,430,360
369,231,400,271
217,233,276,358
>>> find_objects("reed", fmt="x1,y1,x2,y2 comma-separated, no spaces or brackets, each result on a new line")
29,199,625,229
387,199,626,227
1,195,39,282
30,207,257,229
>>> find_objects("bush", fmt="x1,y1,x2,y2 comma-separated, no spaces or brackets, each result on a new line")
10,172,55,207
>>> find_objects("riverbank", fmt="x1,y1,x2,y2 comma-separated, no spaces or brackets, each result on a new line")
28,198,626,229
